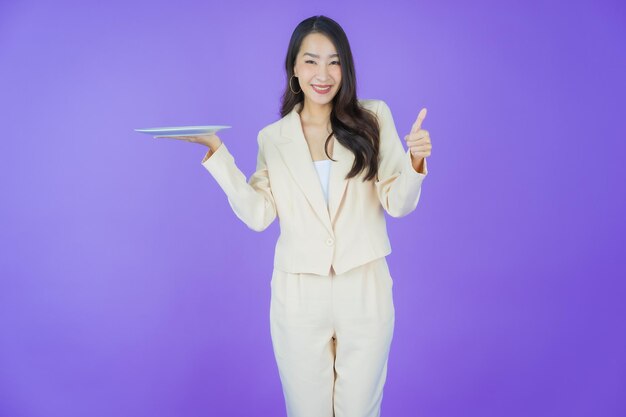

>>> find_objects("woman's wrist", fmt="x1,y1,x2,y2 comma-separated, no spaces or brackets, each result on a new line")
206,136,222,153
410,154,425,173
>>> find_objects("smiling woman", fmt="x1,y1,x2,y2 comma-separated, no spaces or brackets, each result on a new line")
280,21,387,181
175,14,431,417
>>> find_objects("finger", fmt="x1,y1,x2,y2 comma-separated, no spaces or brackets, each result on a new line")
405,131,426,140
408,133,429,143
410,144,432,153
408,142,430,151
408,146,428,156
411,108,428,133
411,149,430,157
406,137,431,146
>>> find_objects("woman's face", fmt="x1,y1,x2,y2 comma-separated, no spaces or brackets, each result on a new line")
293,33,342,107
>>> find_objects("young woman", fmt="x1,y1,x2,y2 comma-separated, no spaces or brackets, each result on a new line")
166,15,432,417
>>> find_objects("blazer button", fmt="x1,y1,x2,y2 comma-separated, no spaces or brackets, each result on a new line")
326,238,334,246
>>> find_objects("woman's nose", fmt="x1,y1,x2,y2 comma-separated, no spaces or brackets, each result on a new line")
316,65,330,79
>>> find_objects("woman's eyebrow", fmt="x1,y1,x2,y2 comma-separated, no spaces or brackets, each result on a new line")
303,52,339,58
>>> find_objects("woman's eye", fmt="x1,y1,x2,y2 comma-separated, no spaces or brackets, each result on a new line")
304,60,340,65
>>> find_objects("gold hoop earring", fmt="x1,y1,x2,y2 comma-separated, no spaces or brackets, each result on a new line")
289,74,302,94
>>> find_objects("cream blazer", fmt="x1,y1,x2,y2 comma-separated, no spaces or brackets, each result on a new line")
201,99,428,276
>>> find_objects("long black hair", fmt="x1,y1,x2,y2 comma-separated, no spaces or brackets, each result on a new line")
280,15,380,182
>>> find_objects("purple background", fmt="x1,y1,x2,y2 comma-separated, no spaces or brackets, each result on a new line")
1,1,625,416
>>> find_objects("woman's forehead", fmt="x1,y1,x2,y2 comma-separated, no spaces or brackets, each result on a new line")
300,33,337,54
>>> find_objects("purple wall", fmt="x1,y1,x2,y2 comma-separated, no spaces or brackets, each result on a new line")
1,0,625,416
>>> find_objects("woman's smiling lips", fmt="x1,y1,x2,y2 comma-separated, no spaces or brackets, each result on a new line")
312,84,332,94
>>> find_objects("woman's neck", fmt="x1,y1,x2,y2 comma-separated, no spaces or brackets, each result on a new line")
299,100,332,126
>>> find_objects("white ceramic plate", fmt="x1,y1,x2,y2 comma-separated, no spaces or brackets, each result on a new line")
135,125,231,138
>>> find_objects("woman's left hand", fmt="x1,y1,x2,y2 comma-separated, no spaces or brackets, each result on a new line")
404,108,432,169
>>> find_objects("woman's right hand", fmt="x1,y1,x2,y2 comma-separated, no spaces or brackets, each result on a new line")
157,133,223,153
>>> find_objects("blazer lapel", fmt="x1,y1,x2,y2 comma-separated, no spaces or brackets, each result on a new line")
276,103,333,235
327,136,353,225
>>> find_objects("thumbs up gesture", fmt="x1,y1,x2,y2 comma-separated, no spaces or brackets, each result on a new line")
404,108,432,172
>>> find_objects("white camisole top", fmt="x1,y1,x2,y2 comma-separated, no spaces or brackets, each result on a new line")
313,159,332,205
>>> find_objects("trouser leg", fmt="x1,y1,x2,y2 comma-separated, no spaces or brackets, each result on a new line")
332,257,396,417
269,268,335,417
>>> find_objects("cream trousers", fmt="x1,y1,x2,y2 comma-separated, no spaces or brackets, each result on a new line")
269,256,395,417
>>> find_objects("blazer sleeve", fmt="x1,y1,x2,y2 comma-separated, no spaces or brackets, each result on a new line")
375,99,429,218
200,132,277,231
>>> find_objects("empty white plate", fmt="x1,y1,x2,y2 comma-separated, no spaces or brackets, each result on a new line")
135,125,231,138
